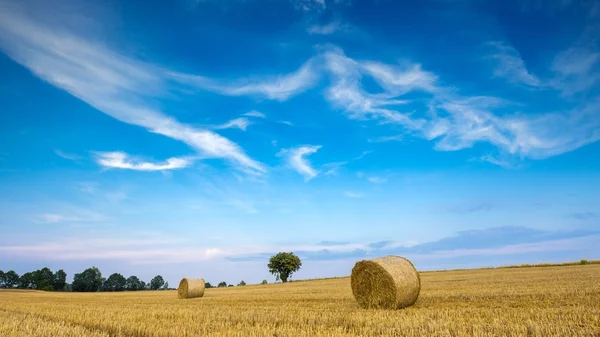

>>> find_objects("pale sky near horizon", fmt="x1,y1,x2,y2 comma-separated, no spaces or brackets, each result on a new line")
1,0,599,286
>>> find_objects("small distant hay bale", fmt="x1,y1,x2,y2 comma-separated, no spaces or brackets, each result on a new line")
350,255,421,309
177,278,205,299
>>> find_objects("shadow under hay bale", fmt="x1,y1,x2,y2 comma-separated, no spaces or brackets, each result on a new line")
177,278,205,299
350,255,421,309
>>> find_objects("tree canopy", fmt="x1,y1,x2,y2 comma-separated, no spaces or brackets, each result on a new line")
53,269,67,291
125,275,143,291
72,266,103,292
103,273,127,292
150,275,165,290
267,252,302,283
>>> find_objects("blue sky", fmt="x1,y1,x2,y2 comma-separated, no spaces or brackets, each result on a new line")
0,0,599,286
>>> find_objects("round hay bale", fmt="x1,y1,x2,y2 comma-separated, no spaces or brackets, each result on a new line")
350,255,420,309
177,278,205,299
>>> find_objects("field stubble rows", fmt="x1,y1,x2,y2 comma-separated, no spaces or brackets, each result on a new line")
1,264,599,336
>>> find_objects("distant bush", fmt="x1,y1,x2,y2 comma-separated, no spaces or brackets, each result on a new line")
581,259,589,265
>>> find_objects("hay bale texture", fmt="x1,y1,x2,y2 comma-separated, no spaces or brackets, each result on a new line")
177,278,205,299
350,255,420,309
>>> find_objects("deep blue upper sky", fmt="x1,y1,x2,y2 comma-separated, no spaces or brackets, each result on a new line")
0,0,599,285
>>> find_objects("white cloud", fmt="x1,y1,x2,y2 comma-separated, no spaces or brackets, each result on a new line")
471,154,521,170
291,0,327,11
38,211,106,224
54,149,81,161
321,151,371,176
322,161,349,176
167,57,320,101
486,41,543,87
0,0,265,175
279,120,294,126
279,145,322,181
323,47,430,130
214,117,253,131
307,20,348,35
367,176,387,184
94,151,194,171
321,45,600,162
243,110,267,119
345,191,364,198
368,134,403,142
551,46,600,96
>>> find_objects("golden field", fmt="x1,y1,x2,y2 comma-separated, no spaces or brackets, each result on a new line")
1,264,599,337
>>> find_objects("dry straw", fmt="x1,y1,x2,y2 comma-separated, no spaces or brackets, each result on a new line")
350,255,421,309
177,278,205,299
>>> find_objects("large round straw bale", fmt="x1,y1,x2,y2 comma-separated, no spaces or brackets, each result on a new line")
350,255,420,309
177,278,205,299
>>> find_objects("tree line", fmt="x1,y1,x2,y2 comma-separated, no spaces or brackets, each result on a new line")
0,266,170,292
1,251,304,292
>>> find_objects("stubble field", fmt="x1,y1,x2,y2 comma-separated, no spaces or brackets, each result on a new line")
1,264,599,336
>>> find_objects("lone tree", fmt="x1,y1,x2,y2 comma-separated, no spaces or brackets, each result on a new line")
150,275,165,290
267,252,302,283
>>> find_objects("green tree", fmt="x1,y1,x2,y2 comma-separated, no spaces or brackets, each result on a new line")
267,252,302,283
32,267,54,290
0,270,4,287
18,272,35,289
139,280,147,290
3,270,19,288
72,267,103,292
163,281,169,290
53,269,67,291
218,281,227,287
261,279,268,285
103,273,127,292
238,280,246,286
150,275,165,290
125,276,142,291
205,282,213,288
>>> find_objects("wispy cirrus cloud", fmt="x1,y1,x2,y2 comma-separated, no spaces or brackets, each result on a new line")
551,46,600,96
37,210,107,224
278,145,322,181
243,110,267,119
54,149,82,161
321,150,371,176
307,20,349,35
367,176,387,184
93,151,194,171
368,134,403,143
321,45,600,166
485,41,543,87
0,0,265,175
214,117,253,131
345,191,364,198
167,57,321,101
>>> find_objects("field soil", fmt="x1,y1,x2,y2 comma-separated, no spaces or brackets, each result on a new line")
1,264,599,336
